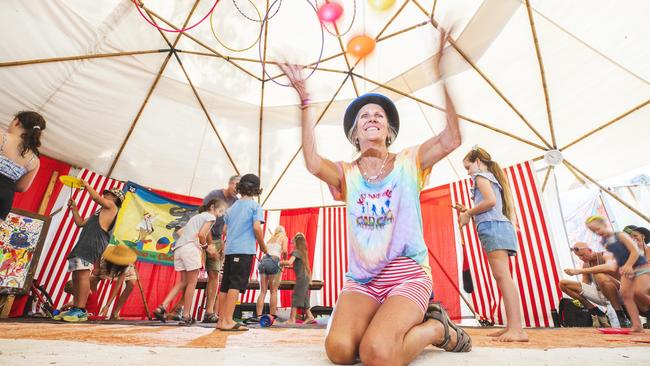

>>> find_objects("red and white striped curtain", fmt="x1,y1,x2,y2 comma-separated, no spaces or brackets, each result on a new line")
452,161,562,327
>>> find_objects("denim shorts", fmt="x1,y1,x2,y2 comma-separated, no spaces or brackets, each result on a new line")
257,254,281,275
476,220,517,256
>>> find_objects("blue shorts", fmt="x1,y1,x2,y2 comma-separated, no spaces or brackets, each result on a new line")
257,255,281,275
477,220,518,256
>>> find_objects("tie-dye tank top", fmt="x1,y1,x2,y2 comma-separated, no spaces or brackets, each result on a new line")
329,146,431,284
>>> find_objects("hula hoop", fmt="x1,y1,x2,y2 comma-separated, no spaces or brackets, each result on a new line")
315,0,356,38
132,0,219,33
210,0,262,52
232,0,282,23
259,0,324,87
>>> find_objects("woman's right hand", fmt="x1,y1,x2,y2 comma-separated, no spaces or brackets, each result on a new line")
278,62,309,102
67,199,76,208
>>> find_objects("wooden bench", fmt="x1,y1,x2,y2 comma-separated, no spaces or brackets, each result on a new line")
196,279,324,291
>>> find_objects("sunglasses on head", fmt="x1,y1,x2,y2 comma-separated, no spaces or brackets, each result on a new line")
571,247,582,252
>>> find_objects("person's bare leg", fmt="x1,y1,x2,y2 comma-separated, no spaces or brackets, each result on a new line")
286,307,298,324
560,279,597,309
620,276,644,332
487,250,528,342
359,296,460,365
269,274,280,316
182,270,200,318
205,270,220,317
216,291,227,329
72,269,92,309
219,289,243,329
633,272,650,312
112,280,134,319
325,292,381,364
100,276,124,317
594,274,623,310
160,275,187,309
256,274,269,316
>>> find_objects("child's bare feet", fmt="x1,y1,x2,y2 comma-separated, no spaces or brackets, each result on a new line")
488,328,507,337
495,329,529,342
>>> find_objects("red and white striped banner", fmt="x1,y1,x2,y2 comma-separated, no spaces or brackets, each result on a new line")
452,161,562,327
321,207,348,308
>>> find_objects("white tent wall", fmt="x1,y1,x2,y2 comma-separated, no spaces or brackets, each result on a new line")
605,184,650,231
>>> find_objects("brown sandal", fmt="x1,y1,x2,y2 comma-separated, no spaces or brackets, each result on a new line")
424,303,472,352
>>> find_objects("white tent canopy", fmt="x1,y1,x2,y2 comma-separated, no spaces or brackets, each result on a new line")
1,0,648,209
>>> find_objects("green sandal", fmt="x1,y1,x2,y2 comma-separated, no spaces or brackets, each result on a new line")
424,303,472,352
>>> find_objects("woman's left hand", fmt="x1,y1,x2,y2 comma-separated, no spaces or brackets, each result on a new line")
458,212,471,227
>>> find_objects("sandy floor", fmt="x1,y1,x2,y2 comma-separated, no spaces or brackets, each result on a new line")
0,321,649,365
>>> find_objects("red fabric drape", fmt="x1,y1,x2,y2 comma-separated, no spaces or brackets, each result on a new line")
113,187,202,319
10,155,71,317
420,185,461,321
278,208,320,307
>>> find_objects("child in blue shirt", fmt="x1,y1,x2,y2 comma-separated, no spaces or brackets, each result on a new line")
217,174,268,331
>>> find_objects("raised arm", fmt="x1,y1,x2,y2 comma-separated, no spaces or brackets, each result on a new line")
278,63,342,190
68,199,89,227
418,27,462,170
81,180,117,210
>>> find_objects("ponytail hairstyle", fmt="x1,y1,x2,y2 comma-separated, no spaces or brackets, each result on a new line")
14,111,46,157
293,233,311,278
198,198,226,213
464,147,515,222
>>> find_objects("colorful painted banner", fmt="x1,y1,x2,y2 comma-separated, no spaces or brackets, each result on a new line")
110,182,198,266
0,210,50,294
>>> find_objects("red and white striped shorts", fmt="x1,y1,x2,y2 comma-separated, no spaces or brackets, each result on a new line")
341,257,433,314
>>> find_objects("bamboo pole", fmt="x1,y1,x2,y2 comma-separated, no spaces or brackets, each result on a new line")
541,166,553,192
563,160,650,224
411,0,553,150
174,53,241,175
261,74,352,206
524,0,556,148
352,72,548,150
108,53,173,177
377,20,429,42
108,3,199,177
376,0,411,44
0,50,168,68
431,0,438,19
133,266,152,320
38,171,60,215
138,3,262,81
561,99,650,151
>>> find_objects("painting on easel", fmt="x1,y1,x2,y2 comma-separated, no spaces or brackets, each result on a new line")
0,209,51,295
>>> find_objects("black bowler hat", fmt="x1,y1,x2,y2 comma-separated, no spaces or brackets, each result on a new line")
343,93,399,145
